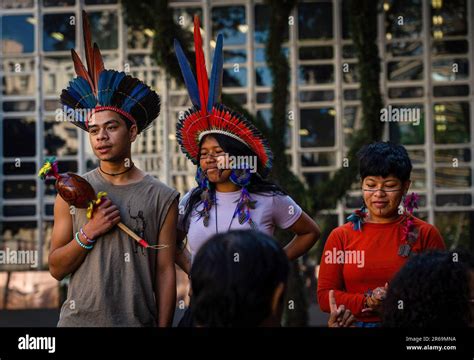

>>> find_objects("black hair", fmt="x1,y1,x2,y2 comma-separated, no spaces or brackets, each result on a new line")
382,249,474,327
181,133,287,234
190,230,289,327
357,141,412,182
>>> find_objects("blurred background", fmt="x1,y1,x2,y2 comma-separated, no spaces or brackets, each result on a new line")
0,0,473,326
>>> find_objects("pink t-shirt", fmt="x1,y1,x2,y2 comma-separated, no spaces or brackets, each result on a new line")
178,189,302,261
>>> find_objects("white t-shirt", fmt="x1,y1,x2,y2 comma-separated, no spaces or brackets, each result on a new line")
178,189,303,262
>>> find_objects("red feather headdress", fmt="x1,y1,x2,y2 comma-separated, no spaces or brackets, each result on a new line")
174,17,273,177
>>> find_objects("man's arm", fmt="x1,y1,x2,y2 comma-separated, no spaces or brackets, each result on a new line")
155,198,178,327
49,195,120,280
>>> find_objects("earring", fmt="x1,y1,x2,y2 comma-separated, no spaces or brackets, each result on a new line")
230,168,252,187
195,167,213,227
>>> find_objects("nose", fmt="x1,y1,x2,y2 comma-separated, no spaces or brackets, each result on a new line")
96,128,109,141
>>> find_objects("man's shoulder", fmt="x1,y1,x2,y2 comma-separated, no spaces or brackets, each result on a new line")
145,175,179,197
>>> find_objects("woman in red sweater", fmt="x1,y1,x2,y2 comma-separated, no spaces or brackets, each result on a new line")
317,142,446,327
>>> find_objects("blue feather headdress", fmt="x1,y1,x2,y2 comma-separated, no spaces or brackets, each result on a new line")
60,11,160,133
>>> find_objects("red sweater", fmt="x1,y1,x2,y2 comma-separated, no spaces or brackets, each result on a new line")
317,216,446,323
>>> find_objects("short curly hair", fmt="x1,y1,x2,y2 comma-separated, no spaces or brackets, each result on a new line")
357,141,412,182
382,249,474,327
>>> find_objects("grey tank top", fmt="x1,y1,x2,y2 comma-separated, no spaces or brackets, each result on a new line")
57,168,179,327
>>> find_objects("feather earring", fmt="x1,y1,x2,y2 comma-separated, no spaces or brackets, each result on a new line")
195,167,213,227
230,169,257,229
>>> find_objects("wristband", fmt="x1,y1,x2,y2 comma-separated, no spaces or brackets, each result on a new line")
75,231,94,250
80,227,96,243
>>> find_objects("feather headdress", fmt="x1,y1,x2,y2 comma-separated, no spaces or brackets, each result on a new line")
60,11,160,133
174,16,273,177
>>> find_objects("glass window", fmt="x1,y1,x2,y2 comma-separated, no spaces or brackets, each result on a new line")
85,0,117,3
0,222,38,257
298,2,333,40
3,100,35,112
431,0,467,37
343,105,362,147
89,11,118,50
2,15,35,53
435,148,470,163
212,6,246,46
254,47,289,63
303,172,332,189
43,58,73,94
3,180,36,199
342,63,359,84
433,102,470,144
257,109,290,148
223,49,247,64
256,92,272,104
44,119,79,156
385,0,422,38
3,205,36,217
433,85,469,97
435,167,471,188
343,89,360,101
173,7,202,33
432,58,469,81
432,40,468,55
436,194,471,207
342,45,355,59
1,0,33,8
3,118,36,157
43,13,76,52
301,152,336,167
388,104,424,145
386,41,423,57
299,46,333,60
434,211,472,249
2,74,36,96
223,67,247,87
223,93,247,106
410,168,426,189
388,86,423,98
406,149,425,164
299,90,334,103
299,65,334,85
341,0,351,39
44,0,74,5
256,67,273,87
387,60,423,81
254,4,288,44
3,161,36,175
300,108,336,148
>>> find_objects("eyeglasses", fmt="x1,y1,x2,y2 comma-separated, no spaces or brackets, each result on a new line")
362,188,402,194
199,151,226,160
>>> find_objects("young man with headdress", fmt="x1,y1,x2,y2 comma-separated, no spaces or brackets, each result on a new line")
173,17,320,325
48,11,179,327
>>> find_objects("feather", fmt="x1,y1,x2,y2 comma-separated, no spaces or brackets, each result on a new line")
71,49,93,87
193,16,209,116
173,39,201,108
82,10,96,93
92,43,104,90
207,34,223,112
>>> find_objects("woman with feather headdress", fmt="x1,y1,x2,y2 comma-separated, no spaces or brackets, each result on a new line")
174,17,321,326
